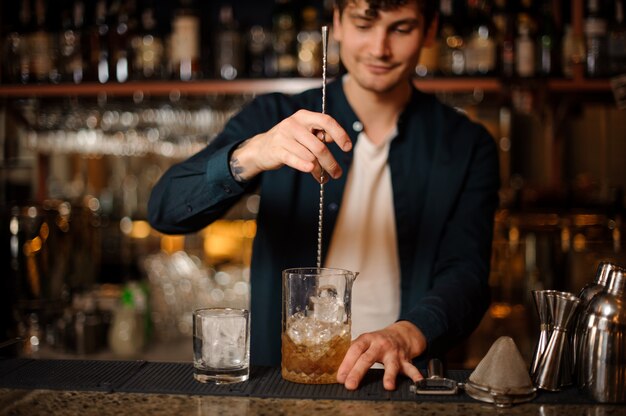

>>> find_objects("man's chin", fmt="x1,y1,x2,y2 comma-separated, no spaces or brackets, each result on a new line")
349,68,411,93
356,78,404,94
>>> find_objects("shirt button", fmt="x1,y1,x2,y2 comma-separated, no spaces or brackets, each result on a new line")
328,202,339,212
222,184,232,194
352,121,363,132
186,205,193,213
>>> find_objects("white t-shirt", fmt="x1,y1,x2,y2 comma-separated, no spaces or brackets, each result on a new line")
324,129,401,340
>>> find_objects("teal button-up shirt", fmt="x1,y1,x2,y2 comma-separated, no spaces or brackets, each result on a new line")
148,79,500,366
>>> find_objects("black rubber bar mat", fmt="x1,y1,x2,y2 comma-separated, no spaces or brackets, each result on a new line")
0,359,598,404
0,358,33,378
0,359,146,392
120,361,260,397
250,367,395,401
126,366,601,404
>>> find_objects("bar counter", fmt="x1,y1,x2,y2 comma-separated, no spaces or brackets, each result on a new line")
1,359,624,416
4,389,626,416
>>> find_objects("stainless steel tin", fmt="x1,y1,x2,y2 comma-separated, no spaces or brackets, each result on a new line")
574,261,621,387
578,266,626,403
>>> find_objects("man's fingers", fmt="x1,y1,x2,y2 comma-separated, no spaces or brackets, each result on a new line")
277,120,342,179
282,140,317,167
293,110,352,152
344,352,378,390
401,361,423,383
295,132,342,179
250,110,351,176
382,359,400,391
311,166,329,184
381,360,421,391
337,339,368,384
281,149,316,173
314,129,326,142
267,111,350,179
338,338,382,390
337,328,425,392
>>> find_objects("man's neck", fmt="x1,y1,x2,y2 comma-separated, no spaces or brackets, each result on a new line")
343,76,412,146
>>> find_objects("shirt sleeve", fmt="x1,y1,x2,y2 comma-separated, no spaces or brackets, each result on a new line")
147,95,282,234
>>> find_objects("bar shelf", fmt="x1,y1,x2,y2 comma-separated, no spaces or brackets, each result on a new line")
0,77,614,98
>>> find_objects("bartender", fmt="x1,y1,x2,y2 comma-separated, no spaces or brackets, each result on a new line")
148,0,499,391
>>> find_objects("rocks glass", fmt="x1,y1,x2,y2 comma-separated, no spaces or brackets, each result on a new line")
193,307,250,384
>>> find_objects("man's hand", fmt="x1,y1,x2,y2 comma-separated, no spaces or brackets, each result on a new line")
337,321,427,391
229,109,352,183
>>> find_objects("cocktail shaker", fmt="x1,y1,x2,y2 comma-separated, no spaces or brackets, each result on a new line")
578,266,626,403
574,261,620,387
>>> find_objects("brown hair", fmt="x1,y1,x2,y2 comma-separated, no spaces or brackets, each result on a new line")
335,0,439,31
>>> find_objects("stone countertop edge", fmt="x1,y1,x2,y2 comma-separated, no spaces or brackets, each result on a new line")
1,389,625,416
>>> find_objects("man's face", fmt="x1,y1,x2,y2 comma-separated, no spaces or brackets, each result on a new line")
333,0,433,95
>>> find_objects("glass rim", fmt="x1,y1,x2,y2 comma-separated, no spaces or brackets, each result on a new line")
193,307,249,316
282,267,356,276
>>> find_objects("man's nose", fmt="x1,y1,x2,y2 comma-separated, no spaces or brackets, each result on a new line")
369,29,391,58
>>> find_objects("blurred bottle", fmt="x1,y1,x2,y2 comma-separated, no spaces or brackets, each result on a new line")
491,0,508,40
500,2,516,78
491,0,512,77
516,13,536,77
584,0,609,77
73,292,105,355
297,6,322,78
18,0,35,84
29,0,59,83
131,0,165,80
515,0,538,78
59,0,85,84
415,40,439,77
561,24,575,78
1,2,28,84
438,0,465,76
108,284,145,358
518,0,538,25
561,24,586,78
536,0,559,76
214,5,243,80
271,0,298,77
415,0,439,77
169,0,201,81
108,0,133,83
465,0,497,76
608,0,626,74
246,25,270,78
88,0,110,83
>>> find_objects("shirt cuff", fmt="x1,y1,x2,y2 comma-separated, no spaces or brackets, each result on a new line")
205,142,248,197
398,305,447,351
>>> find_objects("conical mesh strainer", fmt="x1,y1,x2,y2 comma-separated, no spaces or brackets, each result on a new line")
464,336,536,407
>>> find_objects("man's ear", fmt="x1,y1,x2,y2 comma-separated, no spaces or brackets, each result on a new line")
423,14,439,48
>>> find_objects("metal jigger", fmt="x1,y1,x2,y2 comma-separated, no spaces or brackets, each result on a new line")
533,291,581,391
530,290,553,377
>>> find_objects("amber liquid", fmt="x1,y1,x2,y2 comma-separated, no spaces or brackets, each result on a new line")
281,331,351,384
